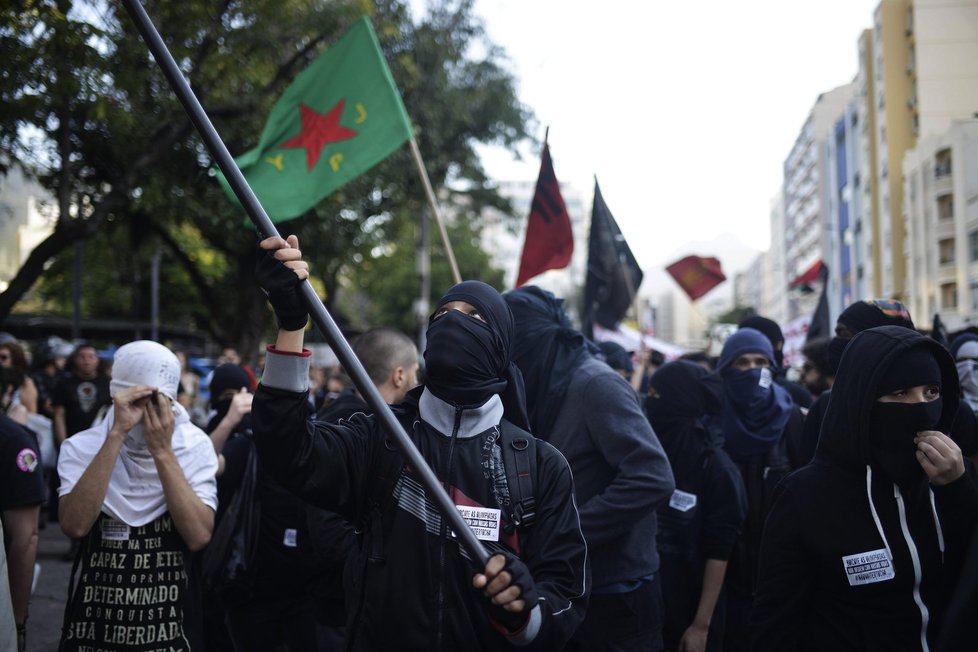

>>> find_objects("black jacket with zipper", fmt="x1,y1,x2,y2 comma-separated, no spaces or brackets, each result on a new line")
751,326,978,652
252,349,588,652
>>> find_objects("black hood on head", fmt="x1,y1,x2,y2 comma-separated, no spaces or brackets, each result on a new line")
425,280,529,430
815,326,959,470
504,286,596,438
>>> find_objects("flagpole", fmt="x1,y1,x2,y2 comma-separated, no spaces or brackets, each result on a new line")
408,137,462,285
120,0,488,567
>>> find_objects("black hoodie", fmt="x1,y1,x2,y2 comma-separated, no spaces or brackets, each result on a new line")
751,327,978,652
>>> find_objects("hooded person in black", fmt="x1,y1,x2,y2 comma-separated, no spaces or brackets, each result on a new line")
205,363,322,652
713,328,804,652
505,286,674,652
751,326,978,652
646,362,746,652
251,236,588,652
804,299,978,462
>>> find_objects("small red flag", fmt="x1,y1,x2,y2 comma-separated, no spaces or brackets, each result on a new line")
665,255,726,301
515,143,574,287
789,259,823,290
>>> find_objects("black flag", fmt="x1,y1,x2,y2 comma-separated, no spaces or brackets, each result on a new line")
805,264,831,342
931,313,949,348
582,180,643,337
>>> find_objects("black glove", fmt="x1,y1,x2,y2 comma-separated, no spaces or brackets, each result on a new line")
485,551,540,631
254,243,308,331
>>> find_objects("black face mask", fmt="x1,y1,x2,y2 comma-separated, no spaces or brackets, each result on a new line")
869,399,943,485
424,310,506,407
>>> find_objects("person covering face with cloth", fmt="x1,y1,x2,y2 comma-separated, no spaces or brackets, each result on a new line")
57,341,219,652
713,328,805,652
251,235,588,651
751,326,978,652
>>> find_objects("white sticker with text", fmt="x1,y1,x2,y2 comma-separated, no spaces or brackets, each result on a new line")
669,490,698,513
842,548,895,586
101,518,130,542
454,506,501,542
283,528,297,548
758,367,773,388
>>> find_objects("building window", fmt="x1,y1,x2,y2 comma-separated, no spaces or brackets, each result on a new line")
935,148,952,178
941,283,958,309
939,239,955,264
970,230,978,262
938,194,954,220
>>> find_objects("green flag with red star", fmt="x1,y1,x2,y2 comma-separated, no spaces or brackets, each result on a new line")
218,16,413,222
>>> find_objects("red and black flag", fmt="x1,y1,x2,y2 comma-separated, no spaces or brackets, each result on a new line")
515,142,574,287
582,181,643,336
805,263,831,342
665,255,726,301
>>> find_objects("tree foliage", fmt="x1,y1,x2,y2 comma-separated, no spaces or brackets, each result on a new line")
0,0,532,357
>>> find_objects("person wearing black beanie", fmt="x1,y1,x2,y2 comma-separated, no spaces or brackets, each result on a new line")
738,315,812,409
250,236,588,651
752,327,977,651
803,299,916,459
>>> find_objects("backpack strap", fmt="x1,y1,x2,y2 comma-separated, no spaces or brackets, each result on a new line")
499,420,537,531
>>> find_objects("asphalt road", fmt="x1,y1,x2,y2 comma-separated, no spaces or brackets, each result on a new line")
27,518,73,651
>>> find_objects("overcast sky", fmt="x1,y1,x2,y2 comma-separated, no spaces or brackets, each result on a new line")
465,0,883,273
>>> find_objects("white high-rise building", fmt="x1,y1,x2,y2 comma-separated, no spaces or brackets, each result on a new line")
862,0,978,299
782,83,857,321
0,168,56,292
903,119,978,330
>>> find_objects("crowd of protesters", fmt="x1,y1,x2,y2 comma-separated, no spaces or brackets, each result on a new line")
0,241,976,651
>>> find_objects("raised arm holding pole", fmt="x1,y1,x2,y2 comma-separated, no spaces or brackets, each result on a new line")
119,0,487,567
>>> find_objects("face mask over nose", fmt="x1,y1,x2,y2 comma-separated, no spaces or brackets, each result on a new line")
723,366,775,410
957,360,978,412
869,399,943,485
424,310,506,407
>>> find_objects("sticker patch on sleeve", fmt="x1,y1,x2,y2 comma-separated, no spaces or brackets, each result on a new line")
454,506,501,542
842,549,895,586
16,448,38,472
283,528,297,548
101,518,130,542
669,490,698,513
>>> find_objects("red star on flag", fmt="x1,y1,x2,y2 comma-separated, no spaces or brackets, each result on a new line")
280,100,358,171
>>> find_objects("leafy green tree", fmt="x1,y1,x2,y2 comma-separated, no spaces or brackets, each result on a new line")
0,0,531,357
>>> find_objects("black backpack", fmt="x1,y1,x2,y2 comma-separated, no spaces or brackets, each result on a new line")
201,439,261,600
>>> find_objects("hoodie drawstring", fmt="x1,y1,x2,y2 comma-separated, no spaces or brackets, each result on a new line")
927,487,945,564
866,465,895,566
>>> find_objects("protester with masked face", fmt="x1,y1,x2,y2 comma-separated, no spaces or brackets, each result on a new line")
57,341,218,652
805,301,977,462
751,326,977,651
646,362,746,652
203,363,320,652
951,334,978,414
713,328,805,652
738,316,812,409
250,236,588,651
506,286,674,652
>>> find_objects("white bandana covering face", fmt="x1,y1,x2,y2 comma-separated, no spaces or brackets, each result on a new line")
58,341,218,526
